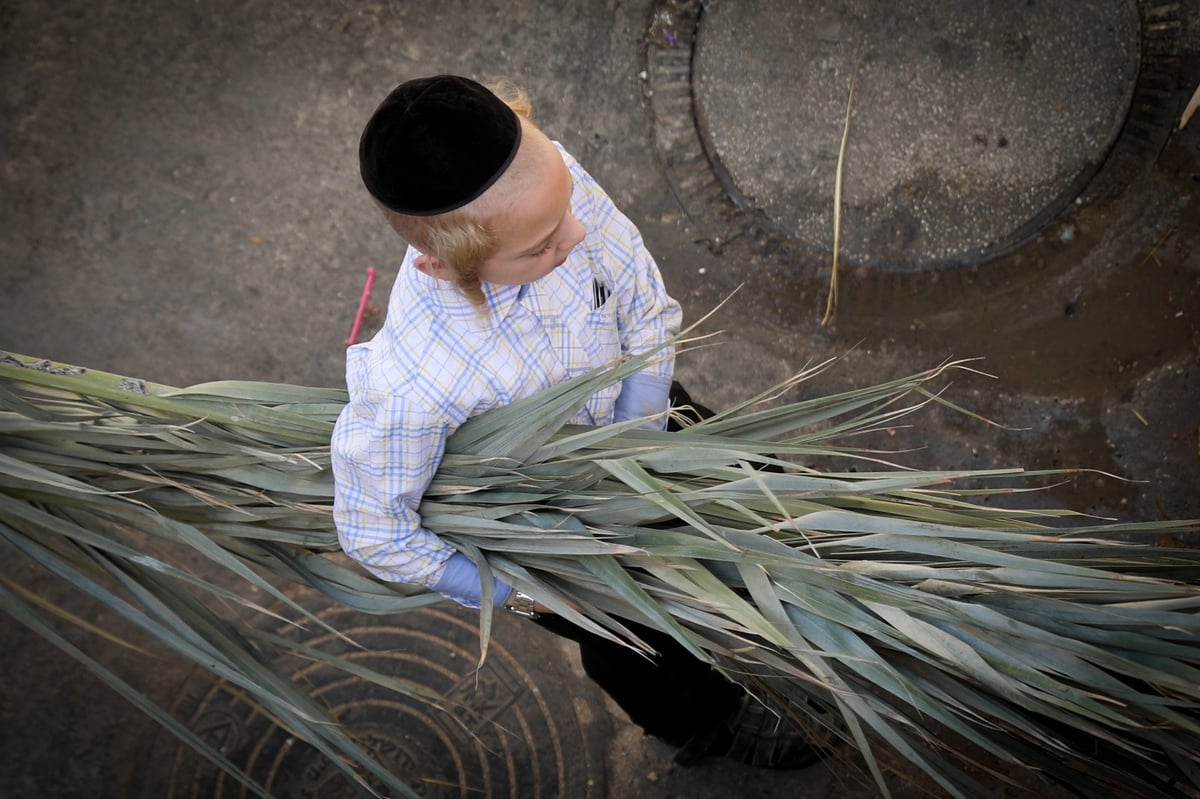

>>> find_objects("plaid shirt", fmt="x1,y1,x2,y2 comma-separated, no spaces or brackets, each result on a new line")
331,145,682,607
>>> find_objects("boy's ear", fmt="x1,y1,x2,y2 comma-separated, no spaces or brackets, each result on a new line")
413,253,456,281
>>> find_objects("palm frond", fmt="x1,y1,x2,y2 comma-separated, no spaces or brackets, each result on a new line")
1,348,1198,798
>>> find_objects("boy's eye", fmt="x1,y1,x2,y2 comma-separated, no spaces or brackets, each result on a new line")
534,239,555,255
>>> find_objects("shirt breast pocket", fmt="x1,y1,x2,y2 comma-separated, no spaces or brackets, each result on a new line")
585,299,621,366
580,300,622,424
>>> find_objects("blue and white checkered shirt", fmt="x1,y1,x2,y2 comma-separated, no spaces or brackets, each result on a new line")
331,145,682,607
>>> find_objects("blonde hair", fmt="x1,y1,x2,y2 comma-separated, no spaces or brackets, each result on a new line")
379,81,535,306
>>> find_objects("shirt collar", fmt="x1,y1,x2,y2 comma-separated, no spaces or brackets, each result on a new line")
403,240,558,329
480,280,525,327
406,261,527,331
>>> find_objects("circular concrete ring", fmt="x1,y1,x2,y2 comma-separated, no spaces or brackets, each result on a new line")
139,604,607,799
692,0,1139,271
645,0,1184,278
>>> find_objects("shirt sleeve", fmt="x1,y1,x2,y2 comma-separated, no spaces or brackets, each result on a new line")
331,386,510,608
434,552,512,608
613,371,672,430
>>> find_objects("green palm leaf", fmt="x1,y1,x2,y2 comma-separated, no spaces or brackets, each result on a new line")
1,348,1198,798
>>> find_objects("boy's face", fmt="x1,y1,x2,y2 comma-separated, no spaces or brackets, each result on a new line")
472,138,586,287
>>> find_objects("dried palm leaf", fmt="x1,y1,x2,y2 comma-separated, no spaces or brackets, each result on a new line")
1,348,1197,799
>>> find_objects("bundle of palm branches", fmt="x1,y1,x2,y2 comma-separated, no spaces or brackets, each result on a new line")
1,346,1198,799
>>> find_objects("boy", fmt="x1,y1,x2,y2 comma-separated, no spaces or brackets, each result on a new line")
332,74,818,769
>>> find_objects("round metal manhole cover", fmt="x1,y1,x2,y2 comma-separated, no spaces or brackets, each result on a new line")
140,604,607,799
645,0,1180,275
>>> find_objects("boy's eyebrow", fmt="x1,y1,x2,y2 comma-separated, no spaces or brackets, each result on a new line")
517,227,558,257
515,173,575,257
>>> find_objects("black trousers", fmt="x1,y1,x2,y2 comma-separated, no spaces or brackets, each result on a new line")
533,613,741,745
533,382,744,746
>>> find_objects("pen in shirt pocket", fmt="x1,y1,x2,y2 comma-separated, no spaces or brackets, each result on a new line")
592,278,610,309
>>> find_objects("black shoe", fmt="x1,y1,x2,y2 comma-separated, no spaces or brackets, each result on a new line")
674,694,826,770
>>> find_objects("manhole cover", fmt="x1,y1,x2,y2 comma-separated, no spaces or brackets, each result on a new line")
645,0,1181,275
140,604,607,799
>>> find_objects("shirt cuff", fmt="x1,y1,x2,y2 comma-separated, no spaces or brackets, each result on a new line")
433,551,513,608
614,372,672,430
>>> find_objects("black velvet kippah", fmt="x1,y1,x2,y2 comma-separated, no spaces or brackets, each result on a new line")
359,75,522,216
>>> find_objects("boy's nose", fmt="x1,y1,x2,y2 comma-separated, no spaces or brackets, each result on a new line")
561,213,586,252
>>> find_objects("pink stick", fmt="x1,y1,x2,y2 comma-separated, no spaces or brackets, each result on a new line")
347,266,377,345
